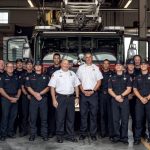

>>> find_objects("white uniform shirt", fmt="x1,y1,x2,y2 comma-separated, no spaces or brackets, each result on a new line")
76,64,103,90
48,69,80,95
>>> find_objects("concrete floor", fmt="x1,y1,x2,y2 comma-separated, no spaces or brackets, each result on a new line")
0,133,146,150
0,118,147,150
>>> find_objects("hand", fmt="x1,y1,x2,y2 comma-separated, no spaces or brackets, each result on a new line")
140,97,148,104
115,95,123,103
83,91,94,97
75,98,79,106
27,94,31,100
34,92,42,101
10,97,18,103
53,99,58,108
146,95,150,100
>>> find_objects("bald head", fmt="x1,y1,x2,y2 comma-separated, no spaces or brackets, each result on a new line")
61,59,70,71
0,60,5,72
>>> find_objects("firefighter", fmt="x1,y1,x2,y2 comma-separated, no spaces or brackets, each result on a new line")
126,59,136,138
25,60,49,141
133,55,142,76
14,59,26,134
77,52,103,141
99,59,114,139
49,59,80,143
133,55,147,139
108,60,132,144
46,53,61,138
133,59,150,145
20,59,34,137
0,60,5,138
0,62,21,141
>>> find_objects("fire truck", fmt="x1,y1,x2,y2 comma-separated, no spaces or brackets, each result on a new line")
3,0,127,68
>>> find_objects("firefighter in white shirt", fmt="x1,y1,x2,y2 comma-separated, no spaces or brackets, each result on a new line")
76,52,103,141
48,59,80,143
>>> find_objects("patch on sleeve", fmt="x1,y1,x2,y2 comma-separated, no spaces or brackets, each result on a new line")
0,77,1,80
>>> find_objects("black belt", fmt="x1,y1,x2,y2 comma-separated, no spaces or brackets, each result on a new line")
57,93,74,98
84,90,93,91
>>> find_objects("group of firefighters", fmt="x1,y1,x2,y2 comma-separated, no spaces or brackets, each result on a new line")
0,52,149,145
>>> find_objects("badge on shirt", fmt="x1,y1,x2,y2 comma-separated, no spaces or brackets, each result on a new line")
43,77,46,79
0,77,1,80
123,77,127,80
70,72,72,76
148,77,150,80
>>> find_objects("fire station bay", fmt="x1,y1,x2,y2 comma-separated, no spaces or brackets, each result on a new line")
1,0,150,150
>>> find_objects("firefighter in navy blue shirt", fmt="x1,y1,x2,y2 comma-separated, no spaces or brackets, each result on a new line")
14,59,26,134
20,59,34,137
126,59,136,138
0,60,5,138
133,55,142,76
0,62,21,141
133,59,150,145
99,59,114,140
133,55,147,139
46,53,61,138
108,60,132,144
25,60,49,141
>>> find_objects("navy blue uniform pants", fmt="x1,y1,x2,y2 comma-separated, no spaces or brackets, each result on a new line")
29,96,48,137
80,92,98,136
1,97,18,137
56,94,75,138
111,97,129,141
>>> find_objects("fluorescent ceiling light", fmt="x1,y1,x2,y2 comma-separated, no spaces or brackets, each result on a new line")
27,0,34,7
124,0,132,8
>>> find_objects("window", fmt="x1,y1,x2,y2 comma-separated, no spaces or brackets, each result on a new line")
0,12,8,24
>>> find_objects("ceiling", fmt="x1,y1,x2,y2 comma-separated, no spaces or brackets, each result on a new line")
0,0,143,9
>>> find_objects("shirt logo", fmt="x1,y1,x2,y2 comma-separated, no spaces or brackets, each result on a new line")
123,78,127,80
26,77,29,80
148,77,150,80
43,77,46,79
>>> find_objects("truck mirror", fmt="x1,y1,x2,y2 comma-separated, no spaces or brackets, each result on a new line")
127,44,137,59
22,43,31,59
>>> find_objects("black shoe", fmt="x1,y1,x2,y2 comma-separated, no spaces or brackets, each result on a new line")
111,138,120,143
120,139,129,144
0,136,6,141
42,137,49,141
29,136,35,141
48,133,54,138
79,135,86,140
91,136,97,141
7,134,16,138
65,137,78,142
20,132,28,137
142,133,148,140
57,136,63,143
134,140,141,145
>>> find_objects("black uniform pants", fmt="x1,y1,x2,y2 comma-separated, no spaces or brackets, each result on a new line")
99,92,113,137
129,96,136,137
56,94,75,138
1,97,18,137
111,97,129,141
29,96,48,137
48,95,56,135
80,92,98,136
21,94,30,134
134,99,150,141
